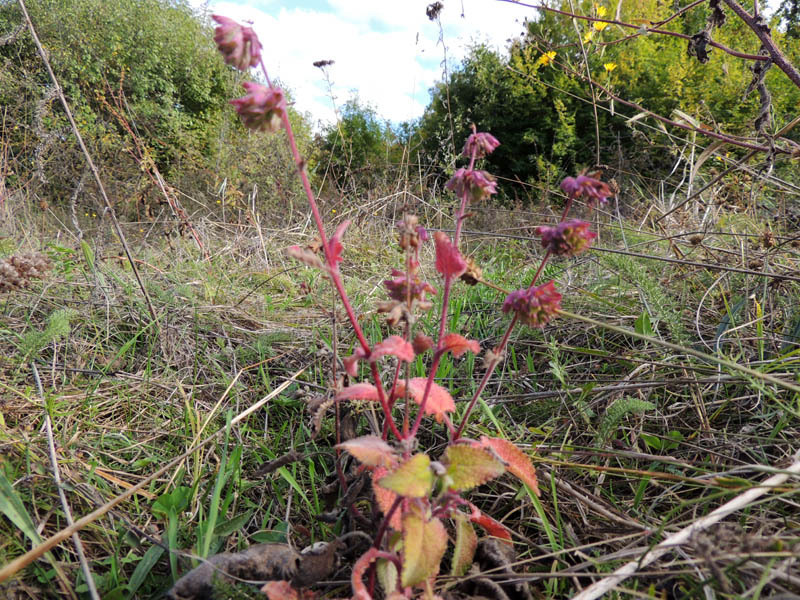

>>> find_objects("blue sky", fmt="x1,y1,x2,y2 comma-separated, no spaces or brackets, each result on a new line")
190,0,527,126
191,0,786,127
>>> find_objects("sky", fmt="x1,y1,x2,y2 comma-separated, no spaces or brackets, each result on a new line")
189,0,529,127
190,0,785,128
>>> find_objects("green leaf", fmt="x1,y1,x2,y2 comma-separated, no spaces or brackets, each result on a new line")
126,545,164,599
0,471,43,545
378,454,432,498
151,486,191,518
401,512,447,587
213,510,253,537
451,516,477,577
634,311,653,336
443,445,504,492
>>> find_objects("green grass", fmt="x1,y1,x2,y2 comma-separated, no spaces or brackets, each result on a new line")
1,200,799,599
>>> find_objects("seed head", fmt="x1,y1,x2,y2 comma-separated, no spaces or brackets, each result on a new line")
502,281,562,327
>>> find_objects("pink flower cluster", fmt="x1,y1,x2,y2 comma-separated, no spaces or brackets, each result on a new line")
212,15,262,71
446,168,497,202
560,174,611,206
502,281,562,327
463,131,500,159
229,82,287,133
535,219,596,256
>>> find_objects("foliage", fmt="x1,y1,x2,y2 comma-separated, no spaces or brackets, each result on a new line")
416,0,800,199
312,97,406,197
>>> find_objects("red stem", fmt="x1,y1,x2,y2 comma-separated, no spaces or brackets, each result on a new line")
259,59,402,440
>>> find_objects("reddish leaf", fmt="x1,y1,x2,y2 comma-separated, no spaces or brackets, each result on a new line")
261,580,309,600
327,220,351,267
479,436,540,497
378,453,432,498
396,378,455,423
336,383,380,402
401,512,447,587
343,347,367,377
441,333,480,358
468,505,513,543
351,548,380,600
433,231,467,278
451,515,478,577
443,445,504,491
337,436,398,468
372,467,402,530
370,335,415,363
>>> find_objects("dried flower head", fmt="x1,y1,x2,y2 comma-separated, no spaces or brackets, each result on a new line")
560,174,611,206
212,15,263,71
0,252,51,292
460,256,483,286
535,219,596,256
396,214,428,250
502,281,562,327
463,131,500,159
230,82,287,133
445,168,497,202
383,258,436,305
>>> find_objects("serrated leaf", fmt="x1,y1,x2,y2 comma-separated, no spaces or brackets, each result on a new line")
338,436,398,468
440,333,480,358
337,382,380,402
443,445,504,491
378,454,432,498
451,516,477,576
434,231,467,278
370,335,415,363
376,558,398,596
401,513,447,587
396,377,455,423
479,436,540,496
372,467,402,530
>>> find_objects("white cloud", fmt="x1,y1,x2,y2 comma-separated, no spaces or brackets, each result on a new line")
191,0,529,126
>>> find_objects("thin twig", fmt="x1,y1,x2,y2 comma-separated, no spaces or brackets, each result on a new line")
31,363,100,600
17,0,158,323
571,450,800,600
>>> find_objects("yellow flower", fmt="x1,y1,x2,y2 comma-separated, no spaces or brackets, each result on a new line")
583,30,594,44
537,50,557,66
593,20,609,31
603,62,617,72
595,4,607,17
331,208,336,213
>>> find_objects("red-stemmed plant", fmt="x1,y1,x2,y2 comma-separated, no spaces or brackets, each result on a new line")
211,15,609,599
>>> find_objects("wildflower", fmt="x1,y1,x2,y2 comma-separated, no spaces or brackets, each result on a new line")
445,168,497,202
593,20,609,31
535,219,596,256
383,260,436,304
560,174,611,206
229,82,287,133
463,131,500,159
595,4,607,17
583,30,595,44
603,62,617,72
502,281,562,327
212,15,262,71
537,51,556,67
